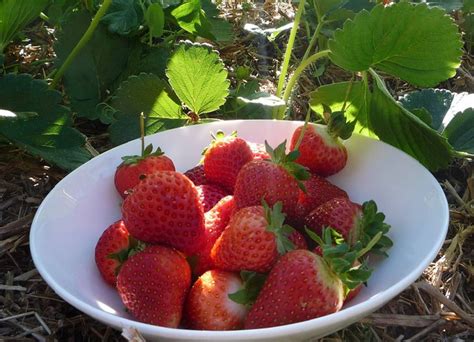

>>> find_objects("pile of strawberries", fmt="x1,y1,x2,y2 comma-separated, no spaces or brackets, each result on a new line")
94,123,392,331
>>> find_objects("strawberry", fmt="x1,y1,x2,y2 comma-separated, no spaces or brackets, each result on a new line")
234,141,310,218
211,202,298,273
196,184,228,212
289,116,352,176
293,174,348,224
117,245,191,327
288,230,308,250
248,142,270,160
203,131,253,192
244,228,373,329
184,165,208,186
114,144,175,199
94,220,141,287
185,270,248,330
122,171,205,254
192,196,236,276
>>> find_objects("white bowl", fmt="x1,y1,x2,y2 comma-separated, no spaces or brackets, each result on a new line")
30,120,448,341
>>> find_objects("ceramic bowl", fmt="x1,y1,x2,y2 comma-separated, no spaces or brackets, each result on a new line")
30,120,449,341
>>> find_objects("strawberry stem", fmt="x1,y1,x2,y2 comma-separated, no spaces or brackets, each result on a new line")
293,109,311,151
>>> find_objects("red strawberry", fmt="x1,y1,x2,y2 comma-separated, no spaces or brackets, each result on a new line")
203,131,253,192
196,184,228,212
193,196,236,276
185,270,248,330
95,220,137,286
211,202,297,273
184,165,208,186
244,249,344,328
288,230,308,250
294,174,348,223
117,245,191,327
122,171,205,254
114,144,175,199
248,142,270,160
305,197,362,245
234,141,310,218
289,123,347,176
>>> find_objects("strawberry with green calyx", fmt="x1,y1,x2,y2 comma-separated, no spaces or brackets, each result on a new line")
117,245,191,327
244,228,377,329
211,201,299,273
248,142,270,160
234,140,310,217
305,198,393,254
289,110,355,177
94,220,145,287
203,130,253,192
114,113,175,198
185,270,249,330
228,271,267,307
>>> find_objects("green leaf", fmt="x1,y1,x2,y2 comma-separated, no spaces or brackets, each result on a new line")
101,0,143,35
228,271,267,306
0,74,91,171
369,72,453,171
443,108,474,154
208,18,234,43
399,89,474,132
145,3,165,38
412,0,464,12
108,73,187,145
171,0,214,40
0,0,49,51
166,42,229,115
155,0,181,9
309,81,374,136
55,10,135,120
329,3,463,87
45,0,80,26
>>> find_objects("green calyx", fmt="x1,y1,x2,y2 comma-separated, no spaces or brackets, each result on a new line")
201,130,238,157
354,200,393,257
108,236,146,275
306,227,374,292
324,105,356,140
262,200,296,255
120,143,165,166
264,140,310,192
228,270,267,307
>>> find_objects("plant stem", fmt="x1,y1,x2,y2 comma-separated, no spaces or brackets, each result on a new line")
50,0,112,89
140,112,145,155
275,0,306,98
293,108,312,151
282,50,330,105
301,18,324,62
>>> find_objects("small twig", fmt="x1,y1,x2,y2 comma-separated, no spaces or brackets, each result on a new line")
0,284,27,291
0,213,34,240
405,319,447,342
414,281,474,327
13,269,38,281
360,313,440,327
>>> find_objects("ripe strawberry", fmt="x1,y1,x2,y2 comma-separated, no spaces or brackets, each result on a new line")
305,197,362,245
114,144,175,199
94,220,140,287
185,270,248,330
196,184,228,212
244,249,344,328
122,171,205,254
293,174,348,224
203,131,253,192
289,122,347,176
234,141,310,218
248,142,270,160
193,196,236,276
211,202,298,273
288,230,308,250
184,165,208,186
117,245,191,327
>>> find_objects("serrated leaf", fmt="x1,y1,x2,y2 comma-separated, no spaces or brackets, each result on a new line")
108,73,187,145
309,81,374,136
145,3,165,38
369,73,453,171
399,89,474,133
171,0,214,40
413,0,464,12
0,74,91,171
55,10,135,120
0,0,49,51
166,42,229,115
443,108,474,153
101,0,143,35
329,3,463,87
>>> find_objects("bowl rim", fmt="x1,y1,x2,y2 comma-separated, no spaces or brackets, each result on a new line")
30,119,449,340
